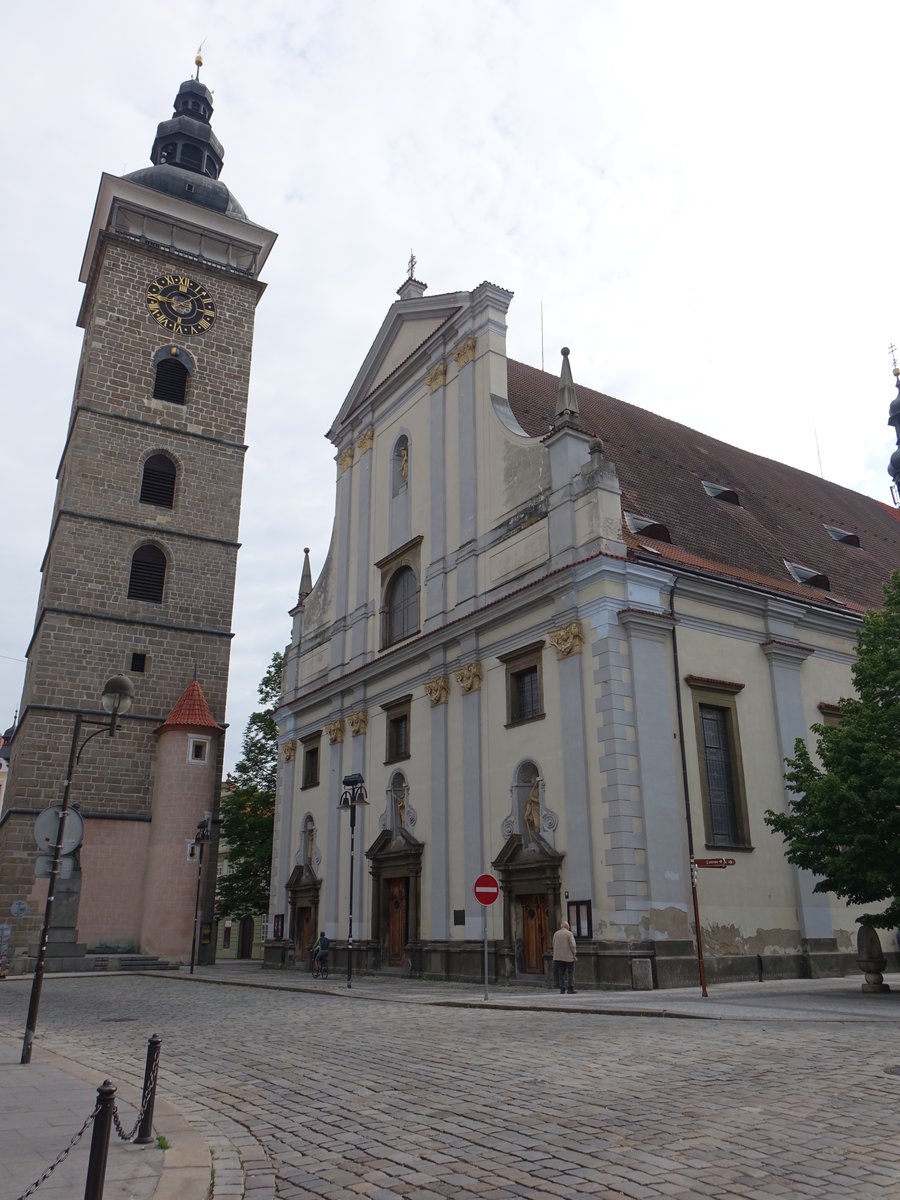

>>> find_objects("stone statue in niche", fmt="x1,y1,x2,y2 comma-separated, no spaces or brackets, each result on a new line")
524,775,541,841
393,778,407,829
399,445,408,484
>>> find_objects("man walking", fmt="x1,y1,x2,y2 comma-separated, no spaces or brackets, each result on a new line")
552,920,577,994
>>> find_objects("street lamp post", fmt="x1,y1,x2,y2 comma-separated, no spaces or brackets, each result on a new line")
338,773,368,990
21,674,135,1064
189,818,210,975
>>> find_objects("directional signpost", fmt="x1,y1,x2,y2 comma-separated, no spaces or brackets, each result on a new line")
690,856,737,997
474,874,500,1001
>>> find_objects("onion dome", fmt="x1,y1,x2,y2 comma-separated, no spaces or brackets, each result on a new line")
125,61,247,220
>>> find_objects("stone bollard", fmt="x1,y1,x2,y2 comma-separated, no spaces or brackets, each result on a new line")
857,924,890,993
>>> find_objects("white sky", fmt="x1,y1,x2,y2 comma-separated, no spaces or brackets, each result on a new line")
3,2,899,773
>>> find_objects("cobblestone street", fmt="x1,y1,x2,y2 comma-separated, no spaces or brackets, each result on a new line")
2,971,899,1199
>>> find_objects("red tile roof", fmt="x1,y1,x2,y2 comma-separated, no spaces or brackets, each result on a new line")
507,359,900,613
157,680,223,734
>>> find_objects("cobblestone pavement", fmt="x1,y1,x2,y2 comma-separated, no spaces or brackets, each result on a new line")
1,971,899,1199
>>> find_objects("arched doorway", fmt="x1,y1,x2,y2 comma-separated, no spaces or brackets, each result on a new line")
238,915,255,959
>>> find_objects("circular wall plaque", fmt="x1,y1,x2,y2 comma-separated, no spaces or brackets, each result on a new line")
10,901,28,918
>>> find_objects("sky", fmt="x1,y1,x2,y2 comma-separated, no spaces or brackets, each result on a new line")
3,1,900,773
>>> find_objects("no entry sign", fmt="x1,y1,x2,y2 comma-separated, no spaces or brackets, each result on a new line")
474,874,500,905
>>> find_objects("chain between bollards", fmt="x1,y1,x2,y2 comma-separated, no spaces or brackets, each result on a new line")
134,1034,161,1145
84,1080,116,1200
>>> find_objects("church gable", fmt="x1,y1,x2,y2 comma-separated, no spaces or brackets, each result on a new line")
329,291,467,440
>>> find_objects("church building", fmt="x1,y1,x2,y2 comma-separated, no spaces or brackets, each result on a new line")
0,66,275,970
269,275,900,988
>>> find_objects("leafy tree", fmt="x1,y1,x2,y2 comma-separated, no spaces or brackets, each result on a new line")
764,572,900,929
216,651,282,919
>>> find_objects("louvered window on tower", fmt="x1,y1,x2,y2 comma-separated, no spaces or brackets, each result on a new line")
128,544,167,603
153,359,188,404
140,454,176,508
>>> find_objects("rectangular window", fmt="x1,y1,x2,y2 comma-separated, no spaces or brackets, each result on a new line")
699,706,739,844
189,737,209,765
567,901,593,939
500,643,545,727
384,696,412,763
301,735,321,789
130,652,147,673
686,676,750,848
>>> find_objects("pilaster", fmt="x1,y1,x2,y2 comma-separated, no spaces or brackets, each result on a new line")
617,608,689,931
760,637,833,941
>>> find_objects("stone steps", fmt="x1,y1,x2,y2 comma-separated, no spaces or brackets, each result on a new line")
88,954,179,972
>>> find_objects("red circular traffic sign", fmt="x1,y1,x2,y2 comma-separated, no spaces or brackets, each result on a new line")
473,874,500,905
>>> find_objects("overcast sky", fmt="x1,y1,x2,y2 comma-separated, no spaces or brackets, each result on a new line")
3,2,900,773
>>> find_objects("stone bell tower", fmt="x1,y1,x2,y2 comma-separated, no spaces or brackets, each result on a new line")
0,63,276,969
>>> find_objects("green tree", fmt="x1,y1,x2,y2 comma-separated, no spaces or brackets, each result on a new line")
216,651,282,919
764,571,900,929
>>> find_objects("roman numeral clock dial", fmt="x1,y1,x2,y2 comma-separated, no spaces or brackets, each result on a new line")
146,274,216,335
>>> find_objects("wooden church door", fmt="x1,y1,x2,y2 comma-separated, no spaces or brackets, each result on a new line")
521,894,548,973
387,878,408,966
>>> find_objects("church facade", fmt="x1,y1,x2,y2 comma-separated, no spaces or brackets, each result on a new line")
270,277,900,988
0,70,275,970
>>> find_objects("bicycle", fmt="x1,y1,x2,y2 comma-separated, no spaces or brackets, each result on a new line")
312,954,329,979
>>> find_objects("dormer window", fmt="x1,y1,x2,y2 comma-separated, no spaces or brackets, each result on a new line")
784,560,830,590
823,523,861,547
702,480,741,506
624,512,671,543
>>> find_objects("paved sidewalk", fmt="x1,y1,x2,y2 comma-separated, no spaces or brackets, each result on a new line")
0,1035,210,1200
176,959,900,1022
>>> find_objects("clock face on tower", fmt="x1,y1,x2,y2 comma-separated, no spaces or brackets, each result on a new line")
146,274,217,335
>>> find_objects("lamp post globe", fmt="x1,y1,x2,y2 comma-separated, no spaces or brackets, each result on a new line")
101,673,135,728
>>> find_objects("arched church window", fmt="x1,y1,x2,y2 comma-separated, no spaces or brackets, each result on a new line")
140,454,176,508
392,436,409,497
127,544,167,603
153,358,189,404
384,566,418,646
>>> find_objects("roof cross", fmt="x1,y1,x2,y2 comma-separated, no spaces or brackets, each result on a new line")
890,342,898,371
407,250,417,281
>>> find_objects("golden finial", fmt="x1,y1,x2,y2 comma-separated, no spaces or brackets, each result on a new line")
194,40,206,80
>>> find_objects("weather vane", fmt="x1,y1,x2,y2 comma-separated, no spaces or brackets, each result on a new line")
407,250,417,281
194,39,206,80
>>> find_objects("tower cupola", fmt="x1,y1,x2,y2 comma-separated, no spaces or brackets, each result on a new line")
150,78,224,179
124,63,248,220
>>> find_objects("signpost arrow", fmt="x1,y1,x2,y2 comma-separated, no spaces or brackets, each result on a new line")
693,857,737,869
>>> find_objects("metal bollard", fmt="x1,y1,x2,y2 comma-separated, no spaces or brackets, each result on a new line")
84,1079,116,1200
135,1034,161,1145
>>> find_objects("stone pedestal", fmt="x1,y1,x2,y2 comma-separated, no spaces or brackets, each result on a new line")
857,924,890,992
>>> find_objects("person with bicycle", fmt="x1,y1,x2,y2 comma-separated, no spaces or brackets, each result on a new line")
310,930,329,976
